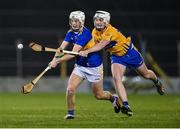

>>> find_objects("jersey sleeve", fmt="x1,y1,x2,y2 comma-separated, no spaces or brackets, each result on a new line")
64,32,71,42
92,29,96,37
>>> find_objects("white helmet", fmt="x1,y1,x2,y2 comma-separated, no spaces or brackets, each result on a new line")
69,11,85,31
94,10,110,29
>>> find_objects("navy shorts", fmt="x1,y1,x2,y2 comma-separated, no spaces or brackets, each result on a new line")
111,44,144,69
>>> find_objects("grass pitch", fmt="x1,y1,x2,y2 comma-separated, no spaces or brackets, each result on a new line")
0,93,180,128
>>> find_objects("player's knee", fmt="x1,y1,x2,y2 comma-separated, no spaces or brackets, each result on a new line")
112,75,123,85
67,87,75,96
112,75,119,81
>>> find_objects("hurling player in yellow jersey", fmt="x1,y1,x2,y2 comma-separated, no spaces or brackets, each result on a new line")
80,10,165,116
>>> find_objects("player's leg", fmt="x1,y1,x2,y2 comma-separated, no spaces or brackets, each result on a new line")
64,72,84,119
111,63,133,116
136,62,165,95
91,80,121,113
91,80,111,100
123,46,164,95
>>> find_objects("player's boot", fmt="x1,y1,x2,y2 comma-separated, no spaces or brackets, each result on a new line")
121,105,133,116
155,80,165,95
112,95,121,113
64,114,74,119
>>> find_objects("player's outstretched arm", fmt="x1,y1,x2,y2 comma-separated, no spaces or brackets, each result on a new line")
49,44,82,68
79,40,110,57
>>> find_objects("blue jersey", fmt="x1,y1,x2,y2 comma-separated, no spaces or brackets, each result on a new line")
64,27,102,67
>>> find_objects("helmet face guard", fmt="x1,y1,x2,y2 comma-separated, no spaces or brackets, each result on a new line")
69,11,85,31
94,11,110,30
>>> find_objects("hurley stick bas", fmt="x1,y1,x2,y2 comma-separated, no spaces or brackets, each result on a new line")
29,42,57,52
21,65,51,94
29,42,79,55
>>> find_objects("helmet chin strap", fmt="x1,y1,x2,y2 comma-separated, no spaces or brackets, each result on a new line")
96,27,106,31
71,25,83,32
95,24,106,31
71,27,79,32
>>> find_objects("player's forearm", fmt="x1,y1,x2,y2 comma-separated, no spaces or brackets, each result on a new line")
87,40,109,53
53,46,65,58
53,41,69,58
86,43,102,53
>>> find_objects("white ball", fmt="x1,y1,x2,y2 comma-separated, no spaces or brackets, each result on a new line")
17,43,23,49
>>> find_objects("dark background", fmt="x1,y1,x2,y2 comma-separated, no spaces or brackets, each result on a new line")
0,0,179,77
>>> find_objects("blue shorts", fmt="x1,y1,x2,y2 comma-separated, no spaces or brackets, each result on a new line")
111,44,144,69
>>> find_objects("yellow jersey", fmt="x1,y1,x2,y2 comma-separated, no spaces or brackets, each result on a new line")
92,24,131,56
83,39,96,50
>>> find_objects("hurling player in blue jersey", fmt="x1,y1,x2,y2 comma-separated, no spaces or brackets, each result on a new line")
49,11,121,119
